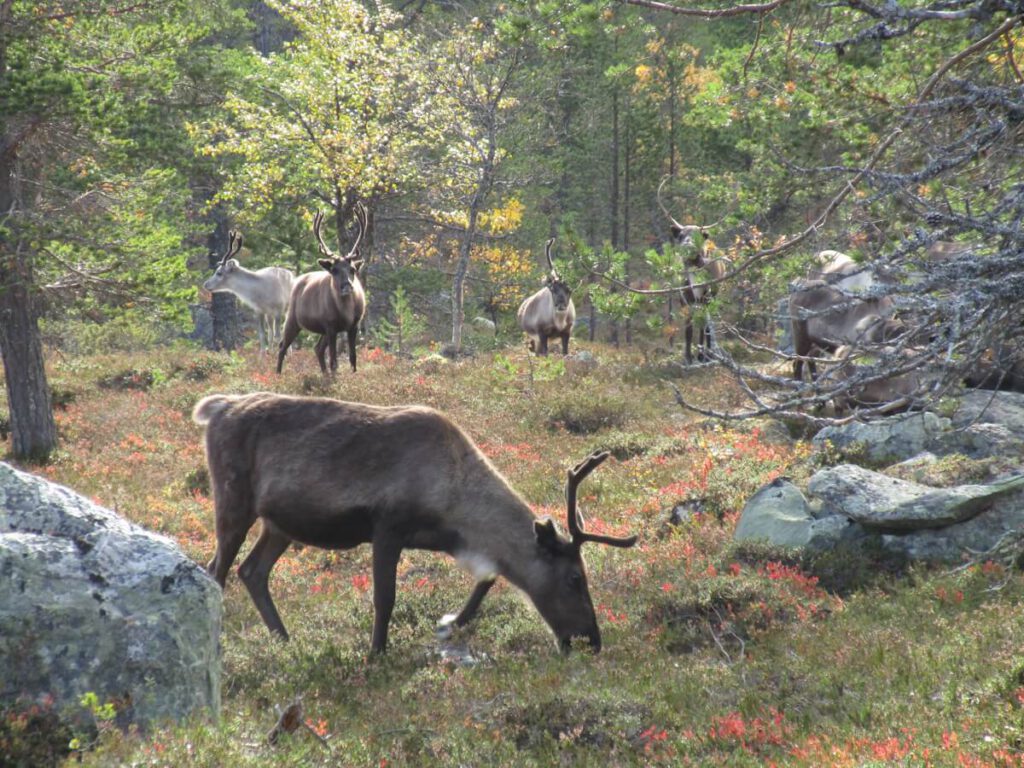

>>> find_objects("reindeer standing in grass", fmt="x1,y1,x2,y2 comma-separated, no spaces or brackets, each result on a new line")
658,179,731,364
203,231,294,353
517,238,576,356
277,206,367,375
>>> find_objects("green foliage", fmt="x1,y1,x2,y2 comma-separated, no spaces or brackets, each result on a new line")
374,286,426,355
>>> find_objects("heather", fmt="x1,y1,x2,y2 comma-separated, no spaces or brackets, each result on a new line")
4,344,1023,767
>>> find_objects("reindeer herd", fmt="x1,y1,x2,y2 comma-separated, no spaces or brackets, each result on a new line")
194,193,996,653
199,192,980,420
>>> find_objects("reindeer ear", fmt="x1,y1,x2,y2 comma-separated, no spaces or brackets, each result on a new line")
534,518,561,552
318,258,333,272
349,258,364,272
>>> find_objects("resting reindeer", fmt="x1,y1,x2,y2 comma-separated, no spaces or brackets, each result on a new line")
789,280,904,382
517,238,575,356
203,231,294,353
277,207,366,375
658,179,730,364
826,345,928,415
192,392,637,653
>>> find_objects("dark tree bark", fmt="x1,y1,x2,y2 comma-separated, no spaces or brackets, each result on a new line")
206,209,243,351
0,150,57,460
251,1,293,57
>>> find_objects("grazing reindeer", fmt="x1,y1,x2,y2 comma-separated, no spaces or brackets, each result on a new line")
517,238,576,356
193,392,637,653
203,231,295,353
658,179,730,363
277,207,367,375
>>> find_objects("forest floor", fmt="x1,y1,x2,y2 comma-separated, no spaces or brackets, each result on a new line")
3,340,1024,767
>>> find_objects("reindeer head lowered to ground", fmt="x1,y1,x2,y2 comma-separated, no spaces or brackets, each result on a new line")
193,392,637,653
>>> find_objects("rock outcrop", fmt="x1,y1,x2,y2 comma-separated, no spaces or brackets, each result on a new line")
0,462,221,727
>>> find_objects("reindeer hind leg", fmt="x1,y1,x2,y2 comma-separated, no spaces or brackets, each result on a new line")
207,487,257,588
238,523,293,639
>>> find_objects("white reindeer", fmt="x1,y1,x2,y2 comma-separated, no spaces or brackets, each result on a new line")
203,231,295,353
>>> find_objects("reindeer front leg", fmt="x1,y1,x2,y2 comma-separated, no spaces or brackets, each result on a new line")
347,326,358,372
437,577,496,639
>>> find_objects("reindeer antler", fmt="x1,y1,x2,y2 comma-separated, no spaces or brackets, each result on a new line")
219,231,243,267
565,451,638,549
658,176,723,236
312,211,334,259
348,203,367,259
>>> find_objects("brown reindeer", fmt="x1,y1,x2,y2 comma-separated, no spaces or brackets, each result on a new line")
825,346,923,415
277,207,367,374
192,392,637,653
789,280,904,382
517,238,576,356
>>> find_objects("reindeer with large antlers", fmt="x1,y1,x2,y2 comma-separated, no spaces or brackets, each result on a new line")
277,206,367,374
193,391,637,653
658,178,731,364
517,238,576,356
203,231,295,353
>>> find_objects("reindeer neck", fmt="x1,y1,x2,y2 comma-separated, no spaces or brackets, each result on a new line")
450,458,548,591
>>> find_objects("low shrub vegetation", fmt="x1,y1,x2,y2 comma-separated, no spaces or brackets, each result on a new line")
3,343,1024,767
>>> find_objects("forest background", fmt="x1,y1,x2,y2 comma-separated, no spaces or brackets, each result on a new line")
4,0,1022,460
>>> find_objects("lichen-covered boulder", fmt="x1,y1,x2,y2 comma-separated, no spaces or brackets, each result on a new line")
734,478,816,547
952,390,1024,438
0,462,221,727
812,410,1024,465
807,464,1024,530
733,477,861,550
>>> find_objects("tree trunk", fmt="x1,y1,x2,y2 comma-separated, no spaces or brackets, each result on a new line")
251,1,293,57
0,150,57,460
667,55,677,178
207,210,243,351
451,205,479,352
610,80,620,250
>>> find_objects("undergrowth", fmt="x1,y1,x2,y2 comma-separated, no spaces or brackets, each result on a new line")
2,343,1023,767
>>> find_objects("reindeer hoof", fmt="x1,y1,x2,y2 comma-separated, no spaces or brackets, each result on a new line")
435,613,458,640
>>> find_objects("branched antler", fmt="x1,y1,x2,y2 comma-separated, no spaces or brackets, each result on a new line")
565,452,638,549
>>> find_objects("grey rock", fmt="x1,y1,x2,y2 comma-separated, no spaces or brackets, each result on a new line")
881,493,1024,562
941,422,1024,462
813,410,1024,465
807,464,1024,530
953,390,1024,437
734,478,814,547
813,412,950,464
805,515,858,551
0,462,221,726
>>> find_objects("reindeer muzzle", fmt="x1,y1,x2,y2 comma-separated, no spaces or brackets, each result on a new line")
560,630,602,654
